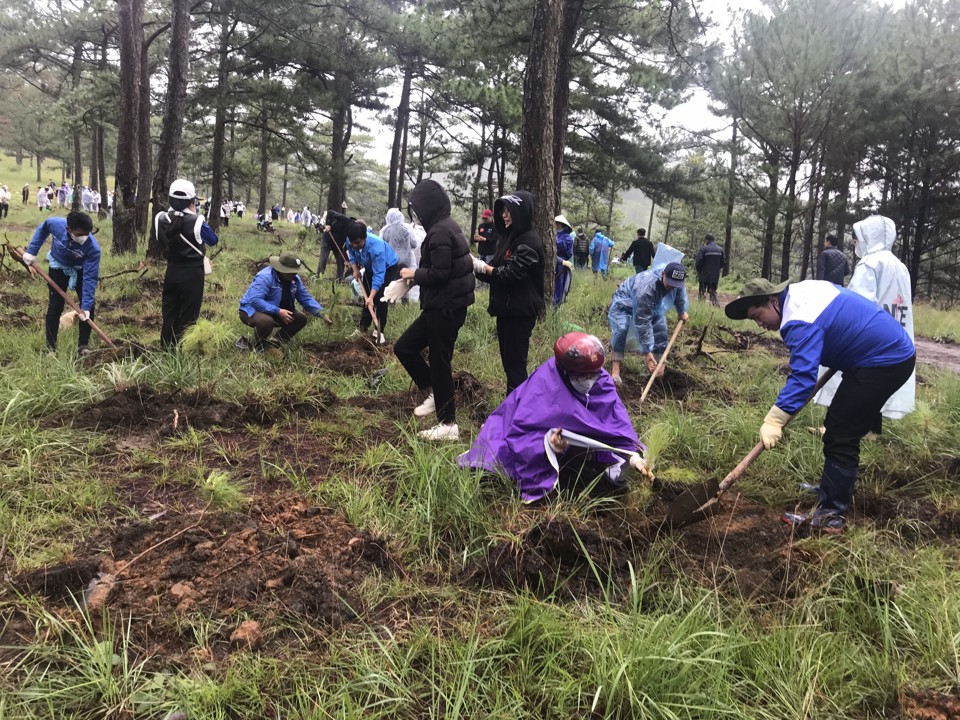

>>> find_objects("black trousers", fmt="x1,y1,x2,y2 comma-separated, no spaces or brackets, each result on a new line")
161,264,205,348
239,309,309,346
573,251,589,269
496,315,537,395
0,202,8,219
359,264,401,334
45,267,94,350
394,307,468,425
318,235,348,279
822,355,916,471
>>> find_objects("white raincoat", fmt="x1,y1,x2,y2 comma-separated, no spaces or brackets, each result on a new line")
815,215,915,418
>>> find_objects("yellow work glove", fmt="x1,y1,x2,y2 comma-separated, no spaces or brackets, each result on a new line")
760,405,791,449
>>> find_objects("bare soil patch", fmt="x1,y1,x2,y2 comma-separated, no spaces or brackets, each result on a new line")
302,338,390,375
10,495,395,654
903,689,960,720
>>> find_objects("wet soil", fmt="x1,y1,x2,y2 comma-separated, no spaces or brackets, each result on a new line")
10,495,394,654
903,689,960,719
302,338,389,374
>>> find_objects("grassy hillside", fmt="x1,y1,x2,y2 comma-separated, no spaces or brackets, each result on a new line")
0,214,958,719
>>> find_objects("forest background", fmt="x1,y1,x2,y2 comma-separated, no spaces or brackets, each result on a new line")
1,0,958,303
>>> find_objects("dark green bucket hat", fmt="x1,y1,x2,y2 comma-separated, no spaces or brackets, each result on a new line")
269,251,307,275
724,277,791,320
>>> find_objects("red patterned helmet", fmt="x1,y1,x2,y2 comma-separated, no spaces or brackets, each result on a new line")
553,332,605,373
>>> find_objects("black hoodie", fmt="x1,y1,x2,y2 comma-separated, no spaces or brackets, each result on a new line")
407,179,476,312
487,190,545,319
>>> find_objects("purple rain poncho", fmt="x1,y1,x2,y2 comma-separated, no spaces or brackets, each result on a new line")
458,357,642,502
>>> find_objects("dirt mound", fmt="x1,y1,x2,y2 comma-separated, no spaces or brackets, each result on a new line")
903,689,960,719
0,292,31,309
472,514,647,594
57,386,336,432
303,338,388,374
13,496,395,645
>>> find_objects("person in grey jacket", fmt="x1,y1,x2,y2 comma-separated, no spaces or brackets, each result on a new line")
815,234,850,286
694,233,724,305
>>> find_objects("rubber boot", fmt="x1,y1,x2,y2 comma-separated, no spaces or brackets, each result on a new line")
818,460,857,516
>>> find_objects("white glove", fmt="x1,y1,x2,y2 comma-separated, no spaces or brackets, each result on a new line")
380,278,411,303
21,252,36,266
629,453,653,481
78,310,90,322
561,260,573,269
471,255,488,274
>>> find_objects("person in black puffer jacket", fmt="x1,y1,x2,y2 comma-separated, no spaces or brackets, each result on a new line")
395,179,476,442
474,190,545,394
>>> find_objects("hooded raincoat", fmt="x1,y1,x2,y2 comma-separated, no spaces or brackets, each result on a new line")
815,216,915,419
379,208,418,270
458,357,641,502
589,232,615,273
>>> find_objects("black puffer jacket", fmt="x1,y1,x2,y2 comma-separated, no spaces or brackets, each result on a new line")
487,190,545,319
408,179,476,312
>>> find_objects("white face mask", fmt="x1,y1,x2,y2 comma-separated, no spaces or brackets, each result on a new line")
570,375,598,395
70,233,89,244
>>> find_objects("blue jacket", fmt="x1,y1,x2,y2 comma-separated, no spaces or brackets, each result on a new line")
556,229,574,261
239,267,325,318
775,281,915,414
27,216,101,311
589,232,615,271
347,232,399,292
610,270,688,354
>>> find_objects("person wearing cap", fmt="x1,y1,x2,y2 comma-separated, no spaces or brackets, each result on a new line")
238,252,331,350
554,214,575,307
607,262,689,385
396,179,476,441
725,277,916,534
620,228,654,274
458,332,651,503
22,211,101,354
346,220,400,344
155,179,219,348
694,233,725,305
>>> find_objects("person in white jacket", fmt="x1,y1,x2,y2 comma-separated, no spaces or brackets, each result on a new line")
815,214,915,433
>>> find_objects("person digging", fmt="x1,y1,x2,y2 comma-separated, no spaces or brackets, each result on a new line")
725,277,915,535
459,332,652,503
237,251,332,352
22,211,101,356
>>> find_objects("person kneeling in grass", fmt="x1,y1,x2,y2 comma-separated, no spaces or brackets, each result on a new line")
458,332,652,503
237,252,331,351
725,277,915,535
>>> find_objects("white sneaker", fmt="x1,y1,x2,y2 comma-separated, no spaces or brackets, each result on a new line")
419,423,459,441
374,332,386,345
413,392,436,417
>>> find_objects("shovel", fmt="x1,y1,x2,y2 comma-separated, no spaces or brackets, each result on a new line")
664,368,837,528
639,318,684,406
7,244,117,349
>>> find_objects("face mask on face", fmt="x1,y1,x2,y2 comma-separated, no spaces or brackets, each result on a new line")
70,233,89,244
569,375,598,395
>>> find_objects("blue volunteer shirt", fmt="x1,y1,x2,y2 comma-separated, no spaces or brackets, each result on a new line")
347,232,399,292
239,267,325,318
27,216,102,311
776,281,915,414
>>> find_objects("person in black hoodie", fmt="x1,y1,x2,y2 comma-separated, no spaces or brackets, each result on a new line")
473,191,545,394
395,179,476,442
319,209,353,280
155,179,219,348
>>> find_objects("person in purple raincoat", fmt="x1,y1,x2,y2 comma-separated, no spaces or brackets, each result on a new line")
458,332,651,503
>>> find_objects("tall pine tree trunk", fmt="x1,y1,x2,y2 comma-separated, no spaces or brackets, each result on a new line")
388,63,413,209
326,64,351,213
723,121,737,276
70,40,84,213
257,120,270,216
517,0,565,305
209,10,234,230
779,147,801,281
761,158,780,279
148,0,192,259
135,51,152,235
112,0,144,254
800,154,821,281
551,0,584,214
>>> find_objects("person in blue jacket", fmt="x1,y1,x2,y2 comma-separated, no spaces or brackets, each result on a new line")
589,230,615,278
347,220,400,344
22,211,101,355
608,262,689,385
553,214,574,307
237,251,331,351
726,278,916,534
